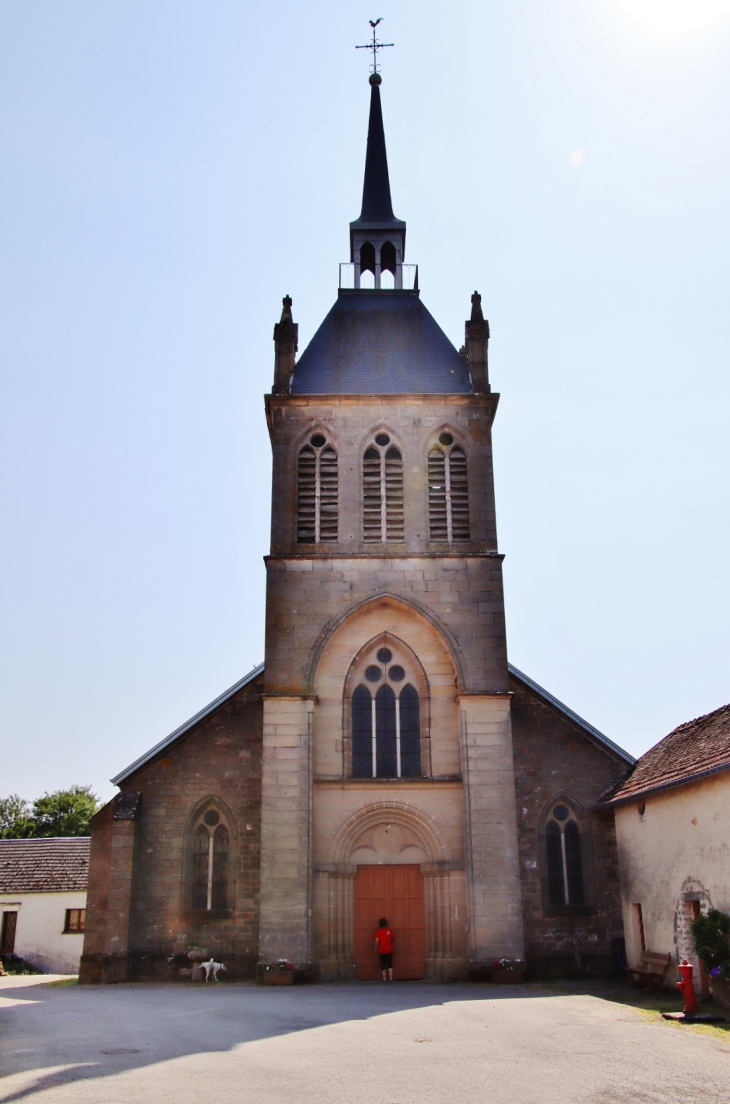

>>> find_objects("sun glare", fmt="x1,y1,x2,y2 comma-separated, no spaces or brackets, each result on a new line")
613,0,730,40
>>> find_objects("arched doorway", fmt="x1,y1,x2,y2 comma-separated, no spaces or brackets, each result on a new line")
353,864,425,980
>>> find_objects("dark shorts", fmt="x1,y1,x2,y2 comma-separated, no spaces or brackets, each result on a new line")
379,953,393,969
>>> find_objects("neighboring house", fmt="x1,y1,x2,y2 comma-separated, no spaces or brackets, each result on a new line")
0,837,89,974
603,703,730,993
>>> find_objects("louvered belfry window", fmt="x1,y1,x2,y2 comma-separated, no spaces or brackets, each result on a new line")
363,432,404,543
297,433,338,543
428,432,470,542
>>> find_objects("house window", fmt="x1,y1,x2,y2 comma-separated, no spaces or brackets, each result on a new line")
191,810,230,911
428,433,470,542
545,803,585,906
350,643,422,778
1,911,17,955
363,434,404,543
64,908,86,933
297,434,338,543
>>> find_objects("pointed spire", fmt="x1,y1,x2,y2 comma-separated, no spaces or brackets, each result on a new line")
349,74,406,274
358,73,396,223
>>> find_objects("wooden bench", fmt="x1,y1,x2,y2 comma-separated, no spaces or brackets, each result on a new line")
627,950,672,988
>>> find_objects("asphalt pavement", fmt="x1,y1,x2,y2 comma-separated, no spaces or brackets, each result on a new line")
0,976,728,1103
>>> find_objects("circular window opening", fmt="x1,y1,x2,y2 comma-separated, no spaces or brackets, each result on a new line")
204,810,220,826
310,433,326,447
389,665,405,681
365,665,382,682
376,647,393,663
375,433,390,446
439,432,454,446
552,804,569,821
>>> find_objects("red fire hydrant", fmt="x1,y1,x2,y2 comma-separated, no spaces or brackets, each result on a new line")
677,960,698,1016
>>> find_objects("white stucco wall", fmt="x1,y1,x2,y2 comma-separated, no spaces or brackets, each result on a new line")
0,891,87,974
614,771,730,990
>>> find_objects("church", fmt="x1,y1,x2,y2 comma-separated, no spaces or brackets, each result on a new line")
80,70,634,985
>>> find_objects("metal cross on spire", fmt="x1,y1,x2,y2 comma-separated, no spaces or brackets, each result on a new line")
356,18,394,75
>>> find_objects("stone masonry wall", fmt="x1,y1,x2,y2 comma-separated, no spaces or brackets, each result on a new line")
510,675,628,976
82,675,264,982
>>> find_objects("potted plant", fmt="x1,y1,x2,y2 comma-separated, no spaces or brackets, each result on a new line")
490,958,526,984
261,959,296,986
691,908,730,1008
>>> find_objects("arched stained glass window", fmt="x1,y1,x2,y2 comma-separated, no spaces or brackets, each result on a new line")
352,685,373,779
399,684,421,778
375,684,397,777
348,640,424,779
190,809,231,911
545,803,585,906
192,824,210,910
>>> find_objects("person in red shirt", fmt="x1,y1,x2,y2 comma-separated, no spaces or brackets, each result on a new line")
374,917,395,981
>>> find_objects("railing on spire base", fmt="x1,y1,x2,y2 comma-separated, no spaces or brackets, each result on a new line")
339,263,418,291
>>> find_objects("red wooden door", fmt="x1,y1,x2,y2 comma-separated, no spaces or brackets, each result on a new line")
353,865,425,980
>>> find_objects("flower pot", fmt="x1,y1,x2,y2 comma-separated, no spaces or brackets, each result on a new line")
710,976,730,1010
491,968,526,984
262,971,295,986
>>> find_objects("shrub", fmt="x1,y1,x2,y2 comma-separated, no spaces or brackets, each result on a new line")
691,909,730,973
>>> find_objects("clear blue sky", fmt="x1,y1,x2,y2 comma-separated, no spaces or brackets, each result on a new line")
2,1,729,803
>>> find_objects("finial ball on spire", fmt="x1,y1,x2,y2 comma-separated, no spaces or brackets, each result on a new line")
369,72,382,86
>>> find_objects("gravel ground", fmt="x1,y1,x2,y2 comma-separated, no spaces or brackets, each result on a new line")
0,977,728,1103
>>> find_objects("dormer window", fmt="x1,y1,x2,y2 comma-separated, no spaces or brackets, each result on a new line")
363,433,404,543
428,433,470,542
297,434,338,543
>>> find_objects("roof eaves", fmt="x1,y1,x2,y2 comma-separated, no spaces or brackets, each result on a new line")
111,664,264,786
508,663,635,766
599,758,730,808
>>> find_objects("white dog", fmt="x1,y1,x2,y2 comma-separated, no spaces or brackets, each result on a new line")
200,958,226,982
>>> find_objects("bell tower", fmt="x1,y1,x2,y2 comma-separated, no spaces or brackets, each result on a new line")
257,64,524,979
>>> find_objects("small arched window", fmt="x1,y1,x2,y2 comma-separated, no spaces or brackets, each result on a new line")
380,240,396,275
545,803,584,907
350,642,422,778
360,241,376,275
191,809,230,911
297,433,338,543
428,432,470,542
363,433,404,543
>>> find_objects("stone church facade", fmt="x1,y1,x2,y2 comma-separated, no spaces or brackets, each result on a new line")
80,74,633,985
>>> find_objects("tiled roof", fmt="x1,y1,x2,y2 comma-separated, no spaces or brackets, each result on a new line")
290,291,471,395
0,837,90,893
602,702,730,806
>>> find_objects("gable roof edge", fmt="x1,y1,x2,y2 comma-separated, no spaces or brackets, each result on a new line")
508,663,635,766
111,664,264,786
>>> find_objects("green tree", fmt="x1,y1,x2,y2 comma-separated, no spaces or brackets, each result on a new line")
0,786,101,838
30,786,100,837
0,794,33,839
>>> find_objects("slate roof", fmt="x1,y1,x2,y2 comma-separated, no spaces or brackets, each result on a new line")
290,291,472,395
0,837,90,893
602,702,730,807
